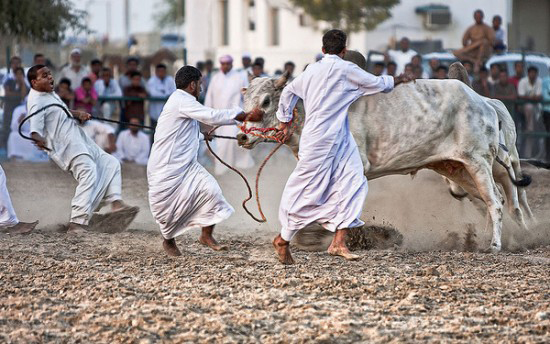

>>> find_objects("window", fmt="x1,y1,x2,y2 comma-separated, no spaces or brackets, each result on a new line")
221,0,229,45
269,7,280,46
248,0,256,31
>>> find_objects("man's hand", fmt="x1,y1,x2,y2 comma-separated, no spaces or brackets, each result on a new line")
394,73,416,86
72,110,92,123
201,130,213,141
235,108,264,122
274,121,291,143
31,132,49,151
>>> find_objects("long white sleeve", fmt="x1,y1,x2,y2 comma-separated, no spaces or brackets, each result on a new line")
276,75,304,123
180,94,242,126
346,63,394,95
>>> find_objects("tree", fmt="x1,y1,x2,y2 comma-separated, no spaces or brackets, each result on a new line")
154,0,185,29
0,0,87,42
290,0,400,33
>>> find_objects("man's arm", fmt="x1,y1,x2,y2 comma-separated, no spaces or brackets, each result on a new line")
462,27,472,47
181,97,261,126
29,105,48,151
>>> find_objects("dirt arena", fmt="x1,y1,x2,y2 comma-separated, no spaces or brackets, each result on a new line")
1,149,549,342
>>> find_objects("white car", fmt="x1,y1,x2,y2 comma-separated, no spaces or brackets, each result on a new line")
486,53,550,78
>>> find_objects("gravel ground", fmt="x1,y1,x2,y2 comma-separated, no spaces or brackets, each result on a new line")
0,161,549,343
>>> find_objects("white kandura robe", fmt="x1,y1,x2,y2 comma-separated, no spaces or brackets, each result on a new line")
114,129,151,165
28,89,122,225
8,104,48,162
276,54,394,241
0,165,18,227
147,89,242,239
204,69,254,175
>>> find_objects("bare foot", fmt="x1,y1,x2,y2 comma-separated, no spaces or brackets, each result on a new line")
67,222,88,235
0,221,38,234
273,234,295,265
198,235,227,251
163,238,182,257
327,244,361,261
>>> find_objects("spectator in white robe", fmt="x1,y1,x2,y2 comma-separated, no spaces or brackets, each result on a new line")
8,101,48,161
81,119,117,154
386,37,418,75
204,55,254,175
115,118,151,165
94,67,122,122
27,64,138,233
147,66,264,256
0,165,38,234
58,49,89,91
146,63,176,128
273,30,414,264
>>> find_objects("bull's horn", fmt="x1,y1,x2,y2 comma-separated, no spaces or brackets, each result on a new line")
274,70,290,89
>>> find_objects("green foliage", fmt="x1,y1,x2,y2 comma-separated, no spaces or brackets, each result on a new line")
290,0,400,32
154,0,185,29
0,0,87,42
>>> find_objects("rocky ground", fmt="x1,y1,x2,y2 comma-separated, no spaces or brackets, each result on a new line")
0,161,549,342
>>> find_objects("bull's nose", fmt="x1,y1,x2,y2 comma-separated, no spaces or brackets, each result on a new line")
237,133,249,146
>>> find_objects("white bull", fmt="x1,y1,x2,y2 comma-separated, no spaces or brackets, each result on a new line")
238,74,515,252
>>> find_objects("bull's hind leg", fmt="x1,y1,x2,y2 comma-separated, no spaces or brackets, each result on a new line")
511,154,536,223
493,165,528,231
464,161,504,252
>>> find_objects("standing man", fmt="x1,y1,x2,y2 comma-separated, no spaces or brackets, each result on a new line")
273,29,413,264
147,66,263,256
205,55,254,175
387,37,418,75
518,66,543,157
94,67,123,121
27,64,138,233
0,166,38,234
147,63,176,129
492,15,507,52
58,49,89,90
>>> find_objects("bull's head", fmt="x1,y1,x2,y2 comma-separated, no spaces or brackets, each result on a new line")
237,72,292,149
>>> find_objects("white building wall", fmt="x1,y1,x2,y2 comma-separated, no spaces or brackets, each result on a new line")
185,0,509,74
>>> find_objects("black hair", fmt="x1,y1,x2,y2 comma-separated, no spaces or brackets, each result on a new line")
196,61,205,70
13,67,24,74
437,65,449,72
514,61,524,67
91,58,102,66
81,77,92,84
387,61,397,67
474,9,484,16
493,15,502,21
59,78,71,87
412,54,422,61
34,53,44,60
254,57,265,67
101,67,111,73
175,65,202,89
462,60,473,66
374,62,385,67
253,62,263,68
205,59,213,65
284,61,295,68
10,56,21,62
322,29,347,55
527,66,538,74
27,64,46,85
490,64,501,71
129,71,142,78
479,66,488,73
156,63,167,70
126,57,139,65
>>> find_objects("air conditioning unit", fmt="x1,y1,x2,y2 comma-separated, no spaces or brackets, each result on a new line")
415,4,451,30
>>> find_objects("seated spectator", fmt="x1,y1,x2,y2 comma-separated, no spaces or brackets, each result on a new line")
123,71,147,123
146,63,176,128
2,67,29,146
493,69,517,113
453,10,495,71
413,65,425,79
119,57,145,89
94,67,122,120
488,64,501,85
7,100,48,162
472,66,493,97
428,58,440,78
88,58,103,84
74,77,98,114
509,61,524,89
518,66,543,157
542,67,550,160
404,63,414,76
492,15,507,53
434,65,448,80
114,118,151,165
385,61,397,77
55,78,74,108
372,62,385,76
387,37,418,75
411,55,429,78
81,119,117,154
462,60,475,83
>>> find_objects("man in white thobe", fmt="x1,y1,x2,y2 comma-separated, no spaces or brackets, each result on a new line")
386,37,418,76
273,30,413,264
81,120,117,154
57,49,89,92
0,165,38,234
94,67,122,122
115,117,151,165
27,64,138,233
204,55,254,175
147,66,263,256
146,63,176,128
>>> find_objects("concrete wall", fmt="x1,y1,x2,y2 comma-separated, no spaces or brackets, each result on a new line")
509,0,550,54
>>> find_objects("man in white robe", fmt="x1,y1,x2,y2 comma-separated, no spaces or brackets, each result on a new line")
8,101,48,161
81,119,117,154
27,64,138,233
204,55,254,175
147,66,263,256
0,165,38,234
115,117,151,165
273,30,413,264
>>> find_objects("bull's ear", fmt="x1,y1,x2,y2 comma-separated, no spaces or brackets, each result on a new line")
274,70,290,89
241,87,248,96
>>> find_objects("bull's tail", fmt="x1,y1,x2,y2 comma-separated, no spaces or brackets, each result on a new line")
521,159,550,170
496,156,532,187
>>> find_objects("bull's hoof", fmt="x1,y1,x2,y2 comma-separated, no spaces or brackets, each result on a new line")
490,243,502,253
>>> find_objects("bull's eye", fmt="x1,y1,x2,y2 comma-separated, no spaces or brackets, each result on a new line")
262,97,270,107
